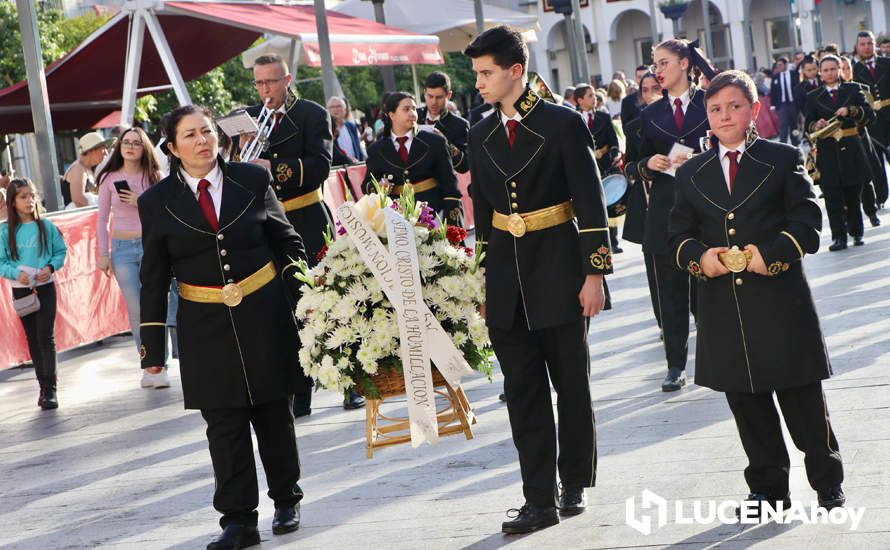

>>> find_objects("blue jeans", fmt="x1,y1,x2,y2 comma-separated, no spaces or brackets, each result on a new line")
111,238,178,364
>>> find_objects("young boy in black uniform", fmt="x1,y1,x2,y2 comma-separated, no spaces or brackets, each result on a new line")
670,70,845,517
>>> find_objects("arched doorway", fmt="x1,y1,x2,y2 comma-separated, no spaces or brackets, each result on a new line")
609,9,655,79
681,1,733,69
546,19,596,92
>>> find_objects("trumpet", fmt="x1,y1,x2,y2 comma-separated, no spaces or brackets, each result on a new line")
239,99,275,162
806,147,820,182
807,116,842,142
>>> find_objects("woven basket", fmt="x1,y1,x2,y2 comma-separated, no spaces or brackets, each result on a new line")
358,365,448,399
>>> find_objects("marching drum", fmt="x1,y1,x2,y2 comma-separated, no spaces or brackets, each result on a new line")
603,172,629,218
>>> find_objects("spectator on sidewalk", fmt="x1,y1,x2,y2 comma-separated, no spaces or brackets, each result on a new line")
62,132,109,209
327,96,365,164
0,179,67,409
95,127,172,389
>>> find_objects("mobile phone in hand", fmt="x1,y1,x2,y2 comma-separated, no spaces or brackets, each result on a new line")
113,180,131,194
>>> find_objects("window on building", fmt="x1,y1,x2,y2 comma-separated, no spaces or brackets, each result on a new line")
698,25,733,70
765,17,794,60
635,38,654,67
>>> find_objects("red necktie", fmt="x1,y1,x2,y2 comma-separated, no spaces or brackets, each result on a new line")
272,112,283,132
587,112,594,131
426,118,436,125
673,98,684,131
506,119,519,148
726,151,740,193
831,89,838,104
197,179,219,232
396,136,409,164
868,61,876,80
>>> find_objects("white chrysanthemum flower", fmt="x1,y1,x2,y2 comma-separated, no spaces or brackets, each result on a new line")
451,331,468,347
325,324,354,350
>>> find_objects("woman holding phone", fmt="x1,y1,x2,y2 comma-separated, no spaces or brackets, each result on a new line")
95,127,170,388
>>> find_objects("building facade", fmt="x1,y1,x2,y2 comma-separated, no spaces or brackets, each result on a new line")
492,0,887,91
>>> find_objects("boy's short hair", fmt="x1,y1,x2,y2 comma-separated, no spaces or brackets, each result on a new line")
424,71,451,92
704,70,758,106
819,54,841,67
463,25,528,71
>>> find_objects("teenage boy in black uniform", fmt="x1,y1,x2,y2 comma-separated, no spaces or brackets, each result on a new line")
465,26,611,535
417,71,471,174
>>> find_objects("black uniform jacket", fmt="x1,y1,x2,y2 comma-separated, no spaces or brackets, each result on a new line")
469,87,612,331
362,130,462,217
853,56,890,146
242,91,334,263
138,160,308,410
417,106,470,173
637,87,710,254
621,115,648,244
585,110,620,177
669,138,831,393
803,83,875,188
620,92,640,127
794,78,820,113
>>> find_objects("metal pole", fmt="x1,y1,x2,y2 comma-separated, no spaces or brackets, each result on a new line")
571,0,590,83
143,10,191,106
370,0,397,92
16,0,61,211
314,0,339,101
648,0,660,47
701,0,713,59
563,14,581,85
474,0,485,35
120,11,146,126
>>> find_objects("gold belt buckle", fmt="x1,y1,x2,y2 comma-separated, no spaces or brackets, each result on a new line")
220,283,244,307
506,213,527,237
720,246,749,273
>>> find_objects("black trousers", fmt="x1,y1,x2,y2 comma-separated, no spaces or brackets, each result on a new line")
822,184,864,240
869,134,890,205
725,381,843,498
201,397,303,528
643,252,662,329
12,282,58,386
488,302,596,507
650,253,690,371
776,103,801,146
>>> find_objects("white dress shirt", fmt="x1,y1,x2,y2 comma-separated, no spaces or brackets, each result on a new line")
181,162,223,219
668,88,691,115
391,130,414,155
718,141,746,192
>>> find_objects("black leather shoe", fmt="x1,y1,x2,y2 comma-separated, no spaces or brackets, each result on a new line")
661,367,686,392
735,492,789,519
853,236,865,246
498,393,507,402
38,388,58,410
272,503,301,535
206,525,260,549
501,503,559,534
343,389,366,410
869,214,881,227
612,245,624,254
828,238,847,251
817,484,845,510
558,485,587,516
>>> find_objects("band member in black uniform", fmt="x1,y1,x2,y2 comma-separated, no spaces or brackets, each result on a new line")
670,71,845,516
417,71,471,173
465,26,611,534
574,84,622,252
620,65,652,127
793,56,821,112
841,61,882,227
804,55,875,250
636,38,712,391
140,106,307,548
853,30,890,209
623,72,663,331
362,92,463,224
241,55,364,413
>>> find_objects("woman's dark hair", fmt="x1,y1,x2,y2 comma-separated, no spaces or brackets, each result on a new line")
159,104,215,171
639,72,659,88
381,91,415,137
654,38,692,71
96,127,162,188
819,54,841,68
463,25,528,72
705,70,758,106
5,178,47,262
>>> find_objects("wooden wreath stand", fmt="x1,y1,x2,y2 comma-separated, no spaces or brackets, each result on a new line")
357,367,476,459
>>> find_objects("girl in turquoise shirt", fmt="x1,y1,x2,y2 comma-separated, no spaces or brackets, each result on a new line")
0,179,67,409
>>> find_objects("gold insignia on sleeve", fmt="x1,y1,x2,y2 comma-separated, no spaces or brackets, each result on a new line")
687,259,706,280
275,163,294,183
139,345,146,360
767,261,789,276
589,245,613,270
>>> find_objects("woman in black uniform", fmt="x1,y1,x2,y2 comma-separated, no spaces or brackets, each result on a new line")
636,38,713,392
139,105,308,548
363,92,463,225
